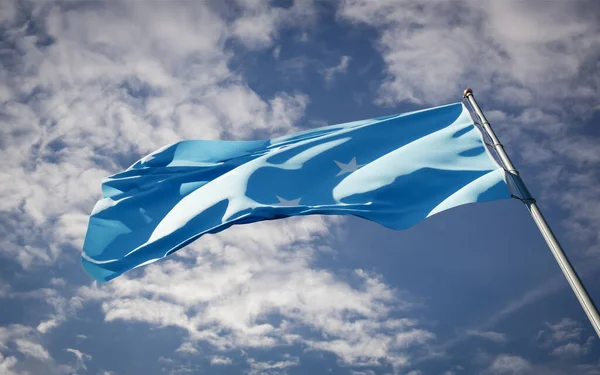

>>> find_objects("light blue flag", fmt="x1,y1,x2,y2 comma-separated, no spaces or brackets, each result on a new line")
82,102,510,282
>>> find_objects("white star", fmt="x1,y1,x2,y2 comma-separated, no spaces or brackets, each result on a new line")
334,157,362,176
274,196,302,207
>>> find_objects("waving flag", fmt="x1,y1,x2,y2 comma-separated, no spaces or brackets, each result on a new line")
82,102,510,282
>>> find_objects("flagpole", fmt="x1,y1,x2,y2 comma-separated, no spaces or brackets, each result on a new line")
463,88,600,338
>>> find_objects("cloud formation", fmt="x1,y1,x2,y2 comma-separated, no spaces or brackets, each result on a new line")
1,1,599,374
322,55,352,85
78,217,432,368
0,0,309,271
0,1,440,372
337,0,600,260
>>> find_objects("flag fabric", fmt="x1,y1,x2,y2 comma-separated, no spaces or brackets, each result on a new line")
82,102,510,282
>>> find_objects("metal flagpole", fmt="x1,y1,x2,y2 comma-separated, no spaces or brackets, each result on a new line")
463,88,600,338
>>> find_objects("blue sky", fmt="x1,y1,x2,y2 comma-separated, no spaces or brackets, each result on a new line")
1,1,599,374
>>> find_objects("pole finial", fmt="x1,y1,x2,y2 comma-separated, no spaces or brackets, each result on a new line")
463,88,473,98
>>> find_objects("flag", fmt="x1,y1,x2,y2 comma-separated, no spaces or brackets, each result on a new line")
82,102,510,282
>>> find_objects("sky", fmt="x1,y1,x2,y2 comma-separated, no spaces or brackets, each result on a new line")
1,1,599,374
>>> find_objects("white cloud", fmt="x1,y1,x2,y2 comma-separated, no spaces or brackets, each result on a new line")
78,217,432,368
65,348,92,371
533,317,595,359
1,287,59,300
210,356,233,366
157,356,197,375
0,332,60,375
465,330,508,344
483,354,531,375
551,340,593,359
0,353,20,375
247,357,299,375
37,296,83,334
6,2,583,374
175,342,198,354
547,318,584,343
230,0,316,50
0,325,34,350
322,56,352,85
0,5,328,374
14,339,51,361
231,10,282,50
65,348,90,361
0,0,311,271
49,278,66,287
36,320,60,336
338,0,599,107
536,318,584,348
102,297,192,330
337,0,600,261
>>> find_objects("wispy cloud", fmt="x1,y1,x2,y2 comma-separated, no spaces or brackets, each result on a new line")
14,339,50,361
482,354,531,375
2,1,598,374
322,55,352,85
536,317,595,359
37,295,83,334
0,2,371,373
465,330,508,344
551,340,594,359
247,356,299,375
210,356,233,366
337,0,600,262
338,0,599,107
78,217,432,368
65,348,92,371
0,324,76,374
230,0,316,50
544,318,584,344
0,0,310,271
0,353,19,375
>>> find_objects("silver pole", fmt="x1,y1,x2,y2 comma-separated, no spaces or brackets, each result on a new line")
463,88,600,338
